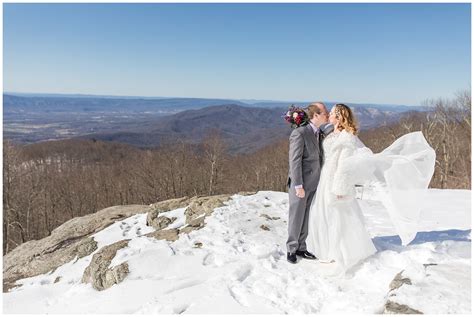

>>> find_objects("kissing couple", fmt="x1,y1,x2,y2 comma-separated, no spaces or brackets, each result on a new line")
286,102,436,273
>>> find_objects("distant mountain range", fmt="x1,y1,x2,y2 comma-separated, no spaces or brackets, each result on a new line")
79,104,413,153
3,93,425,153
78,104,290,153
4,93,426,114
3,94,248,114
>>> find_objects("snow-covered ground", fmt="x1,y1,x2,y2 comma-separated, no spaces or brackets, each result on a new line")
2,189,471,314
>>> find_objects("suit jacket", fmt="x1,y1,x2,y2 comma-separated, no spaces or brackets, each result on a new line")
287,123,334,192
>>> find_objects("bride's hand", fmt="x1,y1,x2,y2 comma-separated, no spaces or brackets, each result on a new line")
336,195,345,199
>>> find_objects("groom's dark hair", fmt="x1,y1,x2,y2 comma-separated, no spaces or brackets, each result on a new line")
307,102,326,118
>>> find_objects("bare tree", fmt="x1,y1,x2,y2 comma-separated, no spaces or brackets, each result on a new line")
202,130,227,195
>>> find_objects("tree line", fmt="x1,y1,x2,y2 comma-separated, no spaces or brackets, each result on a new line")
3,90,470,254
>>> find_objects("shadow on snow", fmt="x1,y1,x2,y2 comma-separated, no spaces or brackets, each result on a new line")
372,229,471,252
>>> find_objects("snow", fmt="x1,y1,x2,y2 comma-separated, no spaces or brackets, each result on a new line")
2,189,471,314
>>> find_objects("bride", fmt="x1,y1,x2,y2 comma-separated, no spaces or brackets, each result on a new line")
307,103,436,272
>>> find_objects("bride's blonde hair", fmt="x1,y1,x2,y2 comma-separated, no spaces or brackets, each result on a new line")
334,103,358,135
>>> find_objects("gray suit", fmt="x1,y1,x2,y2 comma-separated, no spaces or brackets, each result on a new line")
286,122,333,254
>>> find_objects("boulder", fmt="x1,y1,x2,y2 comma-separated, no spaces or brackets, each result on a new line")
389,270,412,291
149,196,191,212
179,225,197,235
147,194,235,236
147,216,177,231
384,301,423,314
145,229,179,242
187,215,206,228
147,196,192,227
184,194,232,226
82,239,131,291
383,270,422,314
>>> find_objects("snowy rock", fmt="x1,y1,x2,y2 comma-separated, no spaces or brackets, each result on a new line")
179,225,198,234
383,270,421,314
82,239,130,291
144,229,179,241
184,194,232,226
148,216,177,230
147,194,234,236
146,194,234,234
389,270,412,291
149,196,191,212
187,214,208,228
237,191,258,196
381,254,470,314
260,224,270,231
384,301,423,314
3,236,98,292
3,204,149,291
147,196,191,227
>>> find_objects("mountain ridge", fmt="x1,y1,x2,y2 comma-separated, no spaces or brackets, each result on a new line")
3,93,425,112
4,95,424,153
78,103,408,153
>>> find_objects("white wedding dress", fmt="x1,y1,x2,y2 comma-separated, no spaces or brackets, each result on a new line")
307,129,436,272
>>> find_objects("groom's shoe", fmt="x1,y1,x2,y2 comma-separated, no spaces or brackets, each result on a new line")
296,250,317,260
287,252,297,264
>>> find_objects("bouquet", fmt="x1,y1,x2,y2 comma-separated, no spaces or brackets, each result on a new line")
284,105,309,129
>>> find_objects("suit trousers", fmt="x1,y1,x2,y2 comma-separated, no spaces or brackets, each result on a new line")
286,185,317,254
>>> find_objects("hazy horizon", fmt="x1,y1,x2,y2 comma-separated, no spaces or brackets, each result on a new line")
3,90,424,107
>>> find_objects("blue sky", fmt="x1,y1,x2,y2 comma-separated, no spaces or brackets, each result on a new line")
3,3,471,105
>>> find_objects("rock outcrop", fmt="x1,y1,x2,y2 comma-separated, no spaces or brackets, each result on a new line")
3,204,150,292
82,239,131,291
3,192,256,293
383,270,422,314
184,194,232,230
389,270,412,291
384,301,423,314
146,196,191,228
145,229,180,242
148,216,177,231
145,193,237,236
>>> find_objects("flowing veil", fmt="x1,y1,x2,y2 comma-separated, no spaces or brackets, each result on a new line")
339,131,436,245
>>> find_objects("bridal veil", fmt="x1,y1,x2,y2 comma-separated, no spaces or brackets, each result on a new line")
340,131,436,245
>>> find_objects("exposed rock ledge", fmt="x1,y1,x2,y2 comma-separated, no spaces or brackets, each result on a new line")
146,193,241,233
3,192,256,292
82,239,131,291
3,205,150,292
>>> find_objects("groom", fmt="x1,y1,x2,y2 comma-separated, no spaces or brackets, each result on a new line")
286,102,333,264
